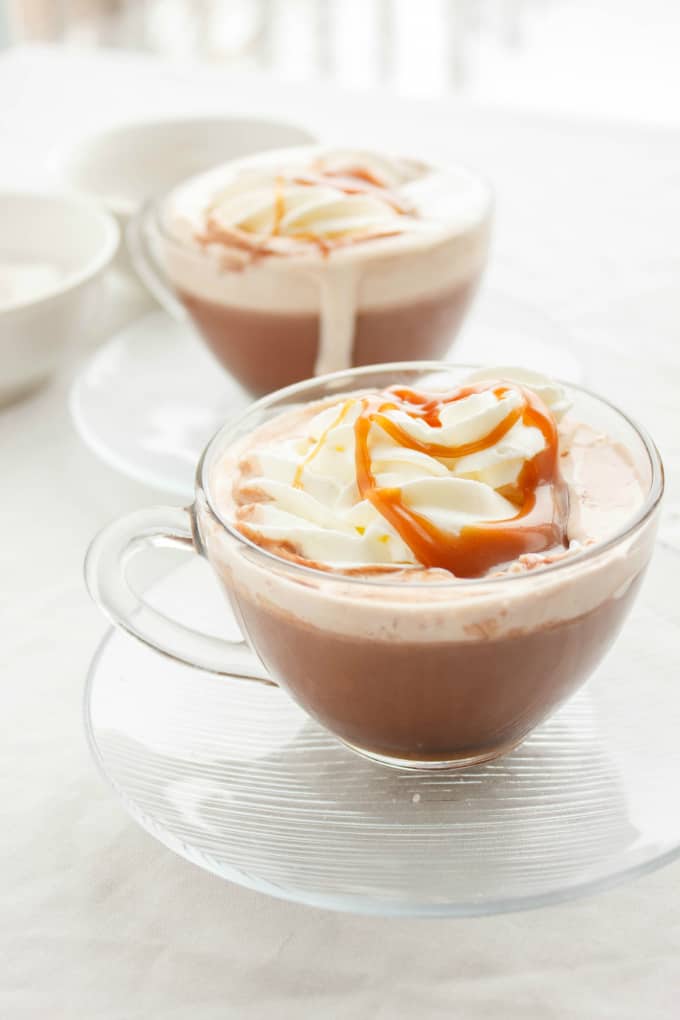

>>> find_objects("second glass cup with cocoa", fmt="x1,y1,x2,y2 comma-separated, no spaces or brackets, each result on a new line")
128,147,493,395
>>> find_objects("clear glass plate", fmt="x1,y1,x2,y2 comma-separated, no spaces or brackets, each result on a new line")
70,291,584,501
84,545,679,917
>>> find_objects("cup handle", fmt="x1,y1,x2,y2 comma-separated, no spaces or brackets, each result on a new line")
126,201,190,321
85,505,274,685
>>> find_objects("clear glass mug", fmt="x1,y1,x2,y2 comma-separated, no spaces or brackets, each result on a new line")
126,165,493,396
86,363,663,770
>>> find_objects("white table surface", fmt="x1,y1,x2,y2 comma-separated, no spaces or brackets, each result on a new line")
1,44,679,1019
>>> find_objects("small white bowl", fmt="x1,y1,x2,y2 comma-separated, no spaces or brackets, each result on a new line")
49,115,316,225
0,191,119,405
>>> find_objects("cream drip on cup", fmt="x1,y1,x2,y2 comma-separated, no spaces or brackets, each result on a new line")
159,146,492,389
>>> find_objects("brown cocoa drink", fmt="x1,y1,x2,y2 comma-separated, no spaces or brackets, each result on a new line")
200,365,658,767
232,578,641,763
160,148,492,395
177,282,474,395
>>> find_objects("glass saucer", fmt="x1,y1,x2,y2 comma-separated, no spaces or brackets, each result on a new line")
70,290,583,501
84,546,680,917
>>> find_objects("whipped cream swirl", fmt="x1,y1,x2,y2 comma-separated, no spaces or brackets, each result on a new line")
196,150,424,255
233,368,570,573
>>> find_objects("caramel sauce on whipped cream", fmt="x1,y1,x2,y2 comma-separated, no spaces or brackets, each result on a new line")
225,370,600,579
197,157,416,260
352,383,568,577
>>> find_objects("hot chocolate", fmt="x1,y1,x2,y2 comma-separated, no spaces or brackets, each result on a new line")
199,366,655,766
159,148,492,394
85,363,662,770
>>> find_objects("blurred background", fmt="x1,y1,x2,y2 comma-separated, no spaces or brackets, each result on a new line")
2,0,679,125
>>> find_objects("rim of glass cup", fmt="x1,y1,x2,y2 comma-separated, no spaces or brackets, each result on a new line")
195,361,664,590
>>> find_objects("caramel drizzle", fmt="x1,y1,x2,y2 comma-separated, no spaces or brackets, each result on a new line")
293,398,356,489
272,175,287,235
354,382,569,578
196,162,413,261
292,167,414,216
321,164,388,188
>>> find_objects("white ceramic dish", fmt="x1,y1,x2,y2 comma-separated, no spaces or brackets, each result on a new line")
70,291,584,499
49,115,316,225
0,191,119,406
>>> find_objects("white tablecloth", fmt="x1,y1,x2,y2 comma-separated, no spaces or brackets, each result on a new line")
1,45,679,1019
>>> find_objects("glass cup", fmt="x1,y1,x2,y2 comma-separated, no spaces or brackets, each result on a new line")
127,158,493,396
86,363,663,770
